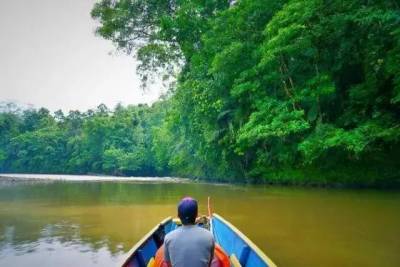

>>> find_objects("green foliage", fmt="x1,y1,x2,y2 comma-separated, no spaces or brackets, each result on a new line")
2,0,399,186
0,103,167,176
130,0,399,185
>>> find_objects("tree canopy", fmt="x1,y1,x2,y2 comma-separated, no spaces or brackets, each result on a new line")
1,0,399,186
0,103,169,176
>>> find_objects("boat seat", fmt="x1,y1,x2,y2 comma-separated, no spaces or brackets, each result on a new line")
230,254,242,267
147,257,155,267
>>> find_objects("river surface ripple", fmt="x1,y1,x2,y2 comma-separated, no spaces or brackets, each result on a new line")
0,175,399,267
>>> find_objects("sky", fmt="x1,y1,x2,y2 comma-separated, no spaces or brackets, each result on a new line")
0,0,163,112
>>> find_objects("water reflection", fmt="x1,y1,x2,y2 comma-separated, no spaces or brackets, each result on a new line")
0,182,215,266
0,181,399,267
0,236,125,266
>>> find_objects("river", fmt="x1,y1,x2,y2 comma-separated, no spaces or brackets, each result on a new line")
0,175,399,267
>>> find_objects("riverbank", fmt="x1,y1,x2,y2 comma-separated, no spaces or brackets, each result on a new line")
189,168,400,189
0,173,189,183
2,172,399,189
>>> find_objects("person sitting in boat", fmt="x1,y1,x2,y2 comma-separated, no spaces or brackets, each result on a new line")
163,197,215,267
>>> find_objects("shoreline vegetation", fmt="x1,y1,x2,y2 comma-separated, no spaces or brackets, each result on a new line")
1,1,400,188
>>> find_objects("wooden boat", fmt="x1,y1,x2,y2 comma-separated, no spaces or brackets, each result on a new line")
120,213,277,267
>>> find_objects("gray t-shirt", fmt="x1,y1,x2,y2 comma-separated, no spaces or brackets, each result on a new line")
164,225,214,267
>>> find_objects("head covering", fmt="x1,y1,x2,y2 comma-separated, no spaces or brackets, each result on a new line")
178,197,198,224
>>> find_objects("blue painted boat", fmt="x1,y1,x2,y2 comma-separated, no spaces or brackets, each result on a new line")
120,213,277,267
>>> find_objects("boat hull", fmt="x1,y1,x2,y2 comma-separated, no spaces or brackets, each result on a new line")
211,214,276,267
121,214,276,267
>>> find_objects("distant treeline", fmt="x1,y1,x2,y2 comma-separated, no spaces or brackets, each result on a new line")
0,103,169,176
1,0,400,186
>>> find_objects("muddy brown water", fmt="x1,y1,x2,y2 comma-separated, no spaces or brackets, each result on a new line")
0,178,399,267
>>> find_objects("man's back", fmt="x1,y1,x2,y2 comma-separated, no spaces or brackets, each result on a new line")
164,225,214,267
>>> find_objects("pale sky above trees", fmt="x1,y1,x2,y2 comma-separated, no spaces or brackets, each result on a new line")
0,0,163,112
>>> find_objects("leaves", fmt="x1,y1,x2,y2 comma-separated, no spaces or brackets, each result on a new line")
2,0,400,185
